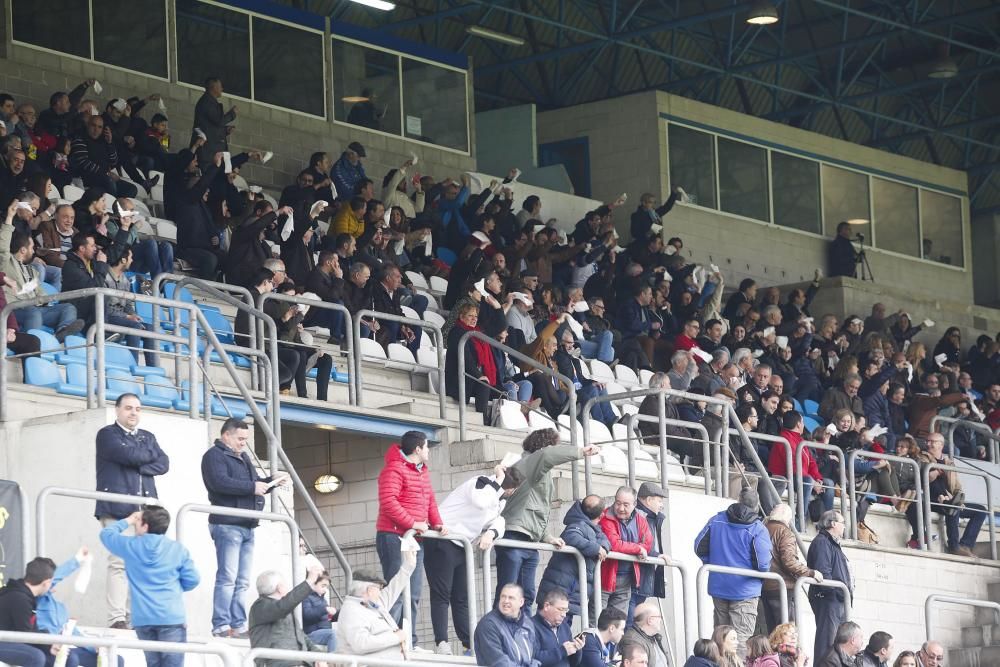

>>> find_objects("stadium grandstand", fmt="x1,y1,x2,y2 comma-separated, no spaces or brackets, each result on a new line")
1,1,1000,667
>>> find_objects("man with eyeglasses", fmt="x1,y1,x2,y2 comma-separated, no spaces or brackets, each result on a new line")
598,487,654,620
807,510,853,660
530,588,584,667
916,640,945,667
818,372,864,423
619,602,671,667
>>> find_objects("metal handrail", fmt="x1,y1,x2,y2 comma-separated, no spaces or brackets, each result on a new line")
259,291,356,404
593,551,696,658
924,594,1000,643
176,502,302,621
35,487,161,556
695,564,787,637
792,576,852,633
846,450,924,543
725,430,796,512
921,461,997,558
244,647,440,667
457,328,578,441
0,631,239,667
482,537,589,631
931,415,1000,462
583,387,716,496
631,414,716,495
400,529,478,652
794,440,849,537
354,308,445,418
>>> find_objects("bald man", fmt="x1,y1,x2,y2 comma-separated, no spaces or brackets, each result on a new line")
916,641,944,667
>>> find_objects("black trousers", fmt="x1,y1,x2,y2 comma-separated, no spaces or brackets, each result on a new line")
761,589,796,634
423,539,470,647
809,595,846,660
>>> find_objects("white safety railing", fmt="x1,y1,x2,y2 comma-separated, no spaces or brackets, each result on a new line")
0,631,239,667
695,564,788,637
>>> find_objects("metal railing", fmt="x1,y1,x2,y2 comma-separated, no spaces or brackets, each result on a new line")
244,647,440,667
583,387,717,496
0,631,239,667
794,440,849,535
4,481,31,574
726,430,796,512
400,529,478,653
846,450,925,543
481,537,589,631
35,487,161,556
354,308,445,418
593,551,696,658
259,291,356,404
921,461,997,558
622,414,718,495
457,329,577,442
924,594,1000,643
695,564,788,637
931,415,1000,462
792,576,852,632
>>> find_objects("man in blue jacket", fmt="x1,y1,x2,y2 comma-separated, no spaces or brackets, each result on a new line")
531,588,584,667
474,583,539,667
693,487,772,656
201,418,288,639
94,393,170,629
99,506,199,667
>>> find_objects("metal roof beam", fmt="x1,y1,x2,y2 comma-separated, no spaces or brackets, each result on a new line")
869,115,1000,149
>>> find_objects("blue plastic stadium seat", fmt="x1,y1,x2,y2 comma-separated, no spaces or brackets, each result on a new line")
104,342,166,377
105,368,144,401
54,334,88,365
26,328,61,361
24,357,60,388
199,307,235,345
142,375,180,409
803,399,820,417
803,415,821,433
792,397,803,413
437,247,457,266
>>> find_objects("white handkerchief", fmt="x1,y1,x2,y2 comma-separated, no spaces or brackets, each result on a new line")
474,279,487,297
92,81,103,95
89,107,100,116
762,326,775,337
693,348,713,363
409,152,419,166
310,200,328,218
400,534,421,552
923,319,935,328
194,127,206,140
650,223,663,235
222,151,233,174
248,185,262,194
18,279,37,296
934,353,948,367
74,553,93,594
571,301,589,313
868,425,888,439
280,212,294,242
664,245,676,255
510,292,533,306
393,239,405,255
776,336,789,350
15,202,34,212
262,151,274,164
710,263,720,273
565,315,584,339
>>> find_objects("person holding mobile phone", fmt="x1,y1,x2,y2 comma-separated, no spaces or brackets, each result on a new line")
579,607,626,667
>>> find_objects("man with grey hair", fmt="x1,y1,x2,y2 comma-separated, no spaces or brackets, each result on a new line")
637,373,703,467
248,563,329,667
263,258,287,286
337,549,416,659
694,487,772,655
808,510,853,660
762,502,821,633
818,372,864,422
666,350,698,392
731,348,754,387
619,601,671,667
598,486,653,616
916,640,944,667
817,621,863,667
691,348,730,395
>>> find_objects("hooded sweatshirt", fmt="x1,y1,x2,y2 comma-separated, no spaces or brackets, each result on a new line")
99,519,200,627
694,503,772,600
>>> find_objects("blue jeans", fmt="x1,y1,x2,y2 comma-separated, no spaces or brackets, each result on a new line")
375,531,424,644
33,260,62,291
399,289,429,318
209,523,255,633
504,380,533,402
305,305,346,341
134,625,186,667
803,476,835,516
14,303,78,332
67,647,123,667
0,642,46,667
578,384,616,426
308,628,337,652
580,330,615,363
131,239,175,278
106,315,157,365
494,532,539,613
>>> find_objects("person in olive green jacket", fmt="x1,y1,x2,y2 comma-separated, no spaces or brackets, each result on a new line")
494,427,599,610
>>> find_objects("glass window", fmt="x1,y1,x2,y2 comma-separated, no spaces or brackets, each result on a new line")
176,0,251,99
821,165,870,238
667,124,716,208
401,59,468,152
920,190,963,266
332,40,401,136
92,0,168,78
718,138,769,221
772,153,820,234
252,18,325,117
872,177,919,257
11,0,89,58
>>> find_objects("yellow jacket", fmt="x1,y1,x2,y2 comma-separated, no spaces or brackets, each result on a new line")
330,206,365,238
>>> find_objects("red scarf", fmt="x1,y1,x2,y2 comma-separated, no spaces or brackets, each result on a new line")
457,321,497,386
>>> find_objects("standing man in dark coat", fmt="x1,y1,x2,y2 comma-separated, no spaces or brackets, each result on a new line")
807,510,853,661
94,393,170,629
633,483,667,619
193,77,237,165
827,222,858,278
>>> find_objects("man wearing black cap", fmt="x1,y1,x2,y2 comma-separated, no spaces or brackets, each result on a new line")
333,141,367,203
633,482,668,623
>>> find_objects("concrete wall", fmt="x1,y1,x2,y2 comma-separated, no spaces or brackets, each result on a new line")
536,90,978,306
0,42,476,198
475,104,574,193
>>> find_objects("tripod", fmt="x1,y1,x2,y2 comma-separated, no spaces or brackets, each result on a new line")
855,235,875,282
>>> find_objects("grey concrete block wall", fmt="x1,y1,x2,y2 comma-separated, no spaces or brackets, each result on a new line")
0,44,476,197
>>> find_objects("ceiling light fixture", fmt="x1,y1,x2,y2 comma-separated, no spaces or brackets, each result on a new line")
928,56,958,79
313,474,344,494
466,26,526,47
348,0,396,11
746,1,779,25
846,219,870,225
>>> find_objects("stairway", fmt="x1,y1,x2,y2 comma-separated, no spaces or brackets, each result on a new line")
947,583,1000,667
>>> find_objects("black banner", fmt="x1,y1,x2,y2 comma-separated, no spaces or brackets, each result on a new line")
0,480,24,588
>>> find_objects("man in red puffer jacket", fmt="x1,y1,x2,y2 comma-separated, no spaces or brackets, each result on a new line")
599,486,653,623
375,430,445,650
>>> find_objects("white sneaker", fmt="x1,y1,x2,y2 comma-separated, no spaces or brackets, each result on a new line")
436,641,454,655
